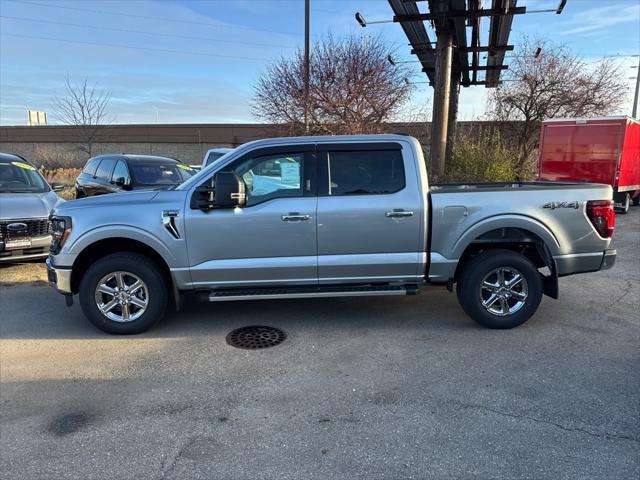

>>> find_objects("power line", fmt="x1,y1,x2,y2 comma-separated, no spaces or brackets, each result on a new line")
6,0,305,37
0,15,297,50
0,32,269,61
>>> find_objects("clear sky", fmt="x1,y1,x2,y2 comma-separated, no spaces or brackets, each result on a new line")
0,0,638,125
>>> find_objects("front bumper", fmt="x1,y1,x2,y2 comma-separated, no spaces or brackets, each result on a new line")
0,235,51,263
46,257,73,294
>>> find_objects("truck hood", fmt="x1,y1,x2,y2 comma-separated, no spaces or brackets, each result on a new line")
55,191,159,213
0,191,63,220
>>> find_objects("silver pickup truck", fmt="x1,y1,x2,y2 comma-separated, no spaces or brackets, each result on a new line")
46,135,617,334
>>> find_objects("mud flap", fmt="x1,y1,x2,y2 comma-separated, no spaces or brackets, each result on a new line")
172,283,183,311
536,243,559,299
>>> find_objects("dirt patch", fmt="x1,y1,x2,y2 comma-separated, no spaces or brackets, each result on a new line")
0,261,48,287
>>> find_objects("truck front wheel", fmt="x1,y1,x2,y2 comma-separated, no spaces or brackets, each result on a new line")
456,249,543,329
79,252,168,334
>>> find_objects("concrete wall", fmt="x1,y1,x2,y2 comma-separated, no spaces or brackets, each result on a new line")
0,122,521,168
0,141,234,168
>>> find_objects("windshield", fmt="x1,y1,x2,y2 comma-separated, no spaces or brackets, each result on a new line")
130,163,195,186
0,160,49,193
204,150,232,167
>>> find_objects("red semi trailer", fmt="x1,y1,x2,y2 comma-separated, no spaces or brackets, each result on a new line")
537,116,640,213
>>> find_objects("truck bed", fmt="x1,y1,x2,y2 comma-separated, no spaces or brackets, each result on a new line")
430,181,608,193
427,180,613,282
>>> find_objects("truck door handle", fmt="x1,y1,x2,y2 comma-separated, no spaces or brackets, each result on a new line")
281,214,311,222
385,210,414,218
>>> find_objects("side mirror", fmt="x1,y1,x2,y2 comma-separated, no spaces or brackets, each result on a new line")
190,172,246,211
213,171,246,208
113,176,131,189
51,182,65,192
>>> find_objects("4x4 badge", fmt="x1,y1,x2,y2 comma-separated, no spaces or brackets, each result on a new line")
542,201,580,210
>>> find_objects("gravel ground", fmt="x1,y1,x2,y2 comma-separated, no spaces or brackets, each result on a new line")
0,209,638,480
0,260,47,286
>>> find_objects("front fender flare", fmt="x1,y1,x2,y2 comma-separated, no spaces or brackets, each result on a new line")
67,225,178,267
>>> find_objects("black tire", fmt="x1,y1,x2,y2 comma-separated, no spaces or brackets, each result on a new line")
632,194,640,207
79,252,168,334
456,249,543,329
614,192,630,214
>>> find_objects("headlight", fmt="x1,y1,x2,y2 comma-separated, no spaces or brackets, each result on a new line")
50,216,72,254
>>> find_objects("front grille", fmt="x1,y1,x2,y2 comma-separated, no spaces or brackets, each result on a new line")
0,218,51,238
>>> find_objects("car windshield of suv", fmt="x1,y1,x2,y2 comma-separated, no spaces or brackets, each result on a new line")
205,151,231,167
130,163,195,186
0,160,48,193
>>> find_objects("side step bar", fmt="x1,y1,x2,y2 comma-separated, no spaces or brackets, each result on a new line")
200,285,419,302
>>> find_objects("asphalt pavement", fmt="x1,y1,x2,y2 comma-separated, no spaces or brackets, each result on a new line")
1,209,638,480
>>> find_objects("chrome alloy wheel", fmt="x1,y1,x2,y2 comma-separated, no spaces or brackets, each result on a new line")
479,267,529,317
94,271,149,322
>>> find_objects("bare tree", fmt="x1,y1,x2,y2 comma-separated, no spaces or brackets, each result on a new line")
252,34,414,135
489,36,627,178
53,75,113,156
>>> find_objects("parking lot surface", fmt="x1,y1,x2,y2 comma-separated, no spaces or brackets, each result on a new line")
1,210,638,480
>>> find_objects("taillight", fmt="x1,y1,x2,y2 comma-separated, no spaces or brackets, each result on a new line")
586,200,615,238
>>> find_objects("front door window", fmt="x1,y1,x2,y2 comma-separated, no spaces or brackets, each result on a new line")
231,153,304,206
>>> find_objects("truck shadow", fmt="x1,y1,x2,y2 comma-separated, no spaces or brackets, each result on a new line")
0,285,479,340
159,291,475,337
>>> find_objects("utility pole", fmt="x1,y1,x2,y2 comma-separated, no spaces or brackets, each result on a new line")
632,57,640,118
445,70,460,163
304,0,310,133
430,28,453,180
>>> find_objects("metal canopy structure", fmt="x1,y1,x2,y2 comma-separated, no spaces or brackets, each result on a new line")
389,0,521,88
385,0,532,179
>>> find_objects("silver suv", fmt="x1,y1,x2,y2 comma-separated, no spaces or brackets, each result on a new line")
0,153,64,262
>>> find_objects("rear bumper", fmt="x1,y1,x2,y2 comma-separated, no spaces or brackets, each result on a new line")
46,257,73,294
600,249,616,271
555,249,616,276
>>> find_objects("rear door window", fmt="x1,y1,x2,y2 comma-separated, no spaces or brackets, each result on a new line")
325,150,405,195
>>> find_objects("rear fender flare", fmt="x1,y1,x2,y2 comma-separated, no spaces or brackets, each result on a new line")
451,215,561,259
453,215,560,299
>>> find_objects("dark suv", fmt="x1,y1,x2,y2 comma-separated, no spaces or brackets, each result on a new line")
75,154,196,198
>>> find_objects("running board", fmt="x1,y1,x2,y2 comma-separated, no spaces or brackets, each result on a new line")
201,285,418,302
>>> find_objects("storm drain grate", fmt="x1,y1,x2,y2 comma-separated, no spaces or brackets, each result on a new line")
226,325,287,350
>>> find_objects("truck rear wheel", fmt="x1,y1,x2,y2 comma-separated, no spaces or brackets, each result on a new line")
79,252,168,334
456,249,543,329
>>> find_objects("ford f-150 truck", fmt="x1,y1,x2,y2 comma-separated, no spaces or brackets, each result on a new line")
46,135,617,334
